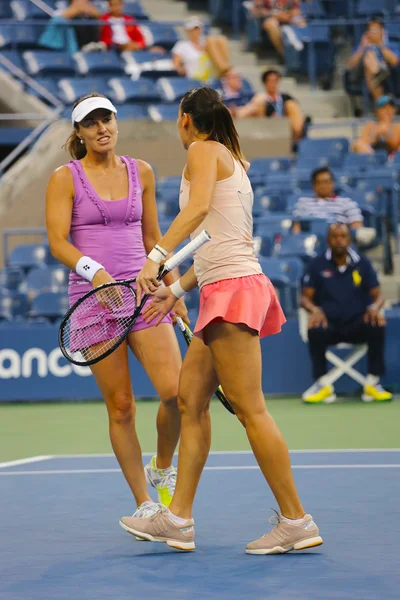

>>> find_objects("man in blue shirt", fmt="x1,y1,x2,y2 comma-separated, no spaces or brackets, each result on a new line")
301,223,392,403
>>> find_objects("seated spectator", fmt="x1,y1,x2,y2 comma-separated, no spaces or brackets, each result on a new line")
100,0,146,52
231,69,306,142
215,69,252,107
172,17,231,81
249,0,306,58
353,95,400,155
347,18,399,102
292,167,376,246
40,0,101,53
301,223,392,403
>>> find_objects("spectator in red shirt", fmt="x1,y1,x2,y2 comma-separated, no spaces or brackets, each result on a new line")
250,0,306,58
100,0,146,52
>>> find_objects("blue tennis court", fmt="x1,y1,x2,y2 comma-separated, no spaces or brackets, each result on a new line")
1,450,399,600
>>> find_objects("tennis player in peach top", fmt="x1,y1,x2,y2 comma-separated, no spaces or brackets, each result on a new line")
120,87,323,555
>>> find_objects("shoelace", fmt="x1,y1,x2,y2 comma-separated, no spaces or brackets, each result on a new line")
261,509,281,539
132,501,162,519
161,469,177,496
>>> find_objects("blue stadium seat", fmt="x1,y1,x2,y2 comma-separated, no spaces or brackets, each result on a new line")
0,50,23,72
0,291,12,321
356,0,389,16
157,196,180,218
114,104,148,119
342,152,388,173
184,288,200,312
23,51,76,76
0,289,30,320
8,244,51,271
300,0,327,19
250,157,291,174
122,0,149,20
29,292,69,322
0,267,25,291
0,1,13,18
253,187,289,215
108,77,161,104
21,266,69,297
298,138,349,167
386,23,400,43
392,152,400,168
122,51,176,79
258,257,304,315
139,22,179,50
157,77,201,103
58,77,111,104
148,102,180,122
74,51,125,76
273,233,320,262
11,0,55,20
283,24,335,79
295,156,331,171
0,25,40,49
28,77,62,103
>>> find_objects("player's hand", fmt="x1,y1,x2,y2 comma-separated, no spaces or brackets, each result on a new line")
308,307,328,329
364,306,386,327
92,270,122,309
172,297,190,325
142,286,178,326
136,258,161,304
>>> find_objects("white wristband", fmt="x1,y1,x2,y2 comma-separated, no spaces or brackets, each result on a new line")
170,279,186,299
76,256,105,283
148,247,165,264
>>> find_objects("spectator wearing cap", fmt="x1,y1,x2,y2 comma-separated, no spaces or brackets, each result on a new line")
249,0,306,58
347,18,399,102
231,69,306,142
172,17,231,81
353,95,400,155
292,167,376,246
301,223,392,404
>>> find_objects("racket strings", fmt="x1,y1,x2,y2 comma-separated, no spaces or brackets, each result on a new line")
61,285,137,363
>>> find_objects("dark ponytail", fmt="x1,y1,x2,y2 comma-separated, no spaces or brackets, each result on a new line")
63,92,109,160
180,87,245,164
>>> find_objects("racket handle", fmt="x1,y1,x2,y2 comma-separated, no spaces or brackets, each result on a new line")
175,316,186,332
163,230,211,273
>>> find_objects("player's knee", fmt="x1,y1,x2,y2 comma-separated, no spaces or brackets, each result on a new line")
108,392,135,424
177,389,204,419
231,396,267,428
159,386,179,408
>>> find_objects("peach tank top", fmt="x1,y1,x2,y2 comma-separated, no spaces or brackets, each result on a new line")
179,149,262,288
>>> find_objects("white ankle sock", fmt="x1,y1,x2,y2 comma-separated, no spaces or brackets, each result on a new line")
366,374,379,386
168,510,188,526
280,514,307,525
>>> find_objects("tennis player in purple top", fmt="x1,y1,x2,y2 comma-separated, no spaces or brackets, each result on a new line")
45,93,187,516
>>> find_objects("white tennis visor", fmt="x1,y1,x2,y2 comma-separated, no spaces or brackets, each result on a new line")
71,97,117,126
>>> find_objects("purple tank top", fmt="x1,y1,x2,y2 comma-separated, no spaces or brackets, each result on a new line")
66,156,147,299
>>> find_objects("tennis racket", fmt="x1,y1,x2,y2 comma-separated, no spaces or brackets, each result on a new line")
175,316,235,415
59,230,211,367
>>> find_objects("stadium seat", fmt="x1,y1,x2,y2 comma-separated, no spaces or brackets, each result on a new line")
8,244,50,271
0,267,25,291
250,157,291,175
74,51,125,76
0,25,40,49
122,0,149,20
29,292,69,322
253,187,289,215
295,156,331,170
298,138,349,168
0,291,12,321
356,0,388,17
184,288,200,312
0,1,13,18
108,77,161,104
11,0,55,20
139,22,179,50
342,152,388,173
21,266,69,297
148,102,180,122
58,77,111,105
283,24,335,80
273,233,320,262
114,104,148,119
258,256,303,315
299,0,327,19
0,50,23,72
157,77,200,102
23,51,76,77
122,51,176,79
27,77,62,103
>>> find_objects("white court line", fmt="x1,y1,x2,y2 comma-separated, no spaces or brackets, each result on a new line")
1,464,400,476
0,455,53,470
50,448,400,459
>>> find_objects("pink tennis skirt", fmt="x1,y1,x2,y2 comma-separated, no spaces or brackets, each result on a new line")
194,273,286,343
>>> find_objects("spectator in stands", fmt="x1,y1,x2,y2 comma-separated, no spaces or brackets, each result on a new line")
292,167,376,246
249,0,306,58
231,69,306,142
172,17,231,81
301,223,392,403
215,68,252,107
40,0,101,53
353,95,400,155
347,18,399,102
100,0,146,52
